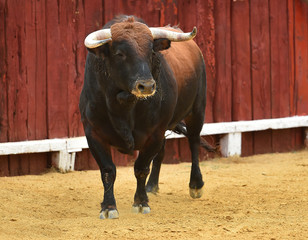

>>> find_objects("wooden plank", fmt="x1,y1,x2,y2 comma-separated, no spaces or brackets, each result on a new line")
294,0,308,116
164,139,180,164
67,0,82,137
270,0,293,152
85,0,103,32
103,0,161,26
34,0,48,140
253,130,272,155
160,0,179,27
0,156,9,177
0,0,9,176
0,0,8,143
6,0,30,175
178,138,190,162
46,0,68,139
286,0,299,153
0,139,67,155
196,0,215,123
31,0,48,174
272,129,296,153
213,0,232,122
241,132,253,157
231,0,252,121
68,0,86,137
74,150,89,170
250,0,271,120
231,0,252,155
293,0,308,153
270,0,290,118
288,0,296,116
24,0,38,174
250,0,272,155
142,0,161,26
24,0,48,174
200,116,308,135
24,0,36,140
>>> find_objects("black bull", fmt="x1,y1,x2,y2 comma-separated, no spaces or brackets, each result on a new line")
79,16,211,219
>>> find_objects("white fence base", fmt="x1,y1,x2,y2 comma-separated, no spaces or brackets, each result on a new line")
220,132,242,157
0,116,307,171
0,137,88,172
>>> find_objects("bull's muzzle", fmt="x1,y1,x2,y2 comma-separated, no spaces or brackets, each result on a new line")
132,79,156,98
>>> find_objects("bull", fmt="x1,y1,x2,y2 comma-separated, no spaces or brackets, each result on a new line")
79,15,210,219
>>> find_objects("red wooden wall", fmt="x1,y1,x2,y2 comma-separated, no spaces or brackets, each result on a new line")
0,0,307,176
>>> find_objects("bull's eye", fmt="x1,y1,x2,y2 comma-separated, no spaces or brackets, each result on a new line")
114,50,126,60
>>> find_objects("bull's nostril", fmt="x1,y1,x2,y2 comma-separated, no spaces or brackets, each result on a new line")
133,79,156,96
138,84,145,92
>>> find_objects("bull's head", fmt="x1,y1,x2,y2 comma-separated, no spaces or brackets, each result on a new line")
84,18,197,99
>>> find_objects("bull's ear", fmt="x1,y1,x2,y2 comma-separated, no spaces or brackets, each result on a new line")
87,44,109,57
153,38,171,52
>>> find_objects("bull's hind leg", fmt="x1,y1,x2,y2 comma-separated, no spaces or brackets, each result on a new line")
185,112,205,199
85,133,118,219
146,139,166,194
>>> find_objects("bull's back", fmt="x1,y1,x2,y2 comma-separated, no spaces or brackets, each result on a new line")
162,39,206,128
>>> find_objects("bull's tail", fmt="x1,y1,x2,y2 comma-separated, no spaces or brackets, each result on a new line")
173,122,216,152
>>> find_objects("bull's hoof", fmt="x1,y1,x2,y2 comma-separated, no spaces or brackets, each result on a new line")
132,204,151,214
145,184,159,194
99,209,119,219
189,187,204,199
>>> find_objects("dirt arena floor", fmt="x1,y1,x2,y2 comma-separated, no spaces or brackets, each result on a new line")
0,150,307,240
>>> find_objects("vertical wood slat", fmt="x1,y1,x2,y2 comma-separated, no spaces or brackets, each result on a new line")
270,0,294,153
213,0,232,123
231,0,252,121
287,0,301,152
250,0,272,155
201,0,215,119
46,1,68,139
159,0,178,27
197,0,215,124
68,0,85,138
0,0,9,176
294,0,308,116
292,0,307,151
6,0,30,175
231,0,254,156
25,0,48,174
34,0,49,173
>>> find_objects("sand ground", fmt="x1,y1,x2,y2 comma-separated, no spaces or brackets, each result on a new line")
0,150,307,240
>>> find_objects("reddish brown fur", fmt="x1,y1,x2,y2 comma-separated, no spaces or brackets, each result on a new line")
110,21,153,57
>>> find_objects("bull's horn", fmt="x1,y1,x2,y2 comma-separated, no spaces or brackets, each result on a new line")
84,29,112,48
149,27,197,42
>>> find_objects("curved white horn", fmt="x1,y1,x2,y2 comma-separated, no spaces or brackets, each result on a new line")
84,29,112,49
149,27,197,42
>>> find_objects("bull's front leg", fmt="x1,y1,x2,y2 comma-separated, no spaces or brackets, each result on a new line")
132,136,165,214
85,134,119,219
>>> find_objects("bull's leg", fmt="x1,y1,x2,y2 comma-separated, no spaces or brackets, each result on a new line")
86,134,118,219
185,113,205,199
145,139,166,194
133,137,164,214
